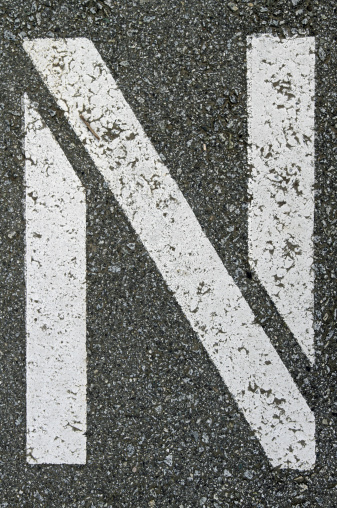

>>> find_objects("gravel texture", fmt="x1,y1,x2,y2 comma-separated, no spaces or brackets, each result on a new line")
0,0,337,506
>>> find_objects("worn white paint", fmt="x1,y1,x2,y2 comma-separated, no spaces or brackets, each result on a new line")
25,95,86,464
24,38,315,470
247,35,315,364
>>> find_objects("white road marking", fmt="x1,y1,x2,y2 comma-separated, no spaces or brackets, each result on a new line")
24,38,315,470
247,35,315,364
25,95,86,464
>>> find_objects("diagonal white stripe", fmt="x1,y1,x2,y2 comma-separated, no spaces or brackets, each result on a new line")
25,95,86,464
247,35,315,364
24,38,315,469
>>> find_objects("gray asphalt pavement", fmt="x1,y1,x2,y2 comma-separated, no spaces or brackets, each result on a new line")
1,1,337,506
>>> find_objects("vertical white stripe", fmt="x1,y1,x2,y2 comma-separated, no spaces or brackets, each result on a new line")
25,95,86,464
24,38,315,470
247,35,315,364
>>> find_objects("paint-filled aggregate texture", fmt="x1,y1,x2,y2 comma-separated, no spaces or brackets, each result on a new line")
25,97,86,464
248,35,315,364
0,1,336,507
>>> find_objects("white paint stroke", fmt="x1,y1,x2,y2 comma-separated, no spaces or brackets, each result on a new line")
25,95,86,464
247,35,315,364
24,38,315,470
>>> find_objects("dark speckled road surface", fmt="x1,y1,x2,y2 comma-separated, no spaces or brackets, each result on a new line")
1,1,337,506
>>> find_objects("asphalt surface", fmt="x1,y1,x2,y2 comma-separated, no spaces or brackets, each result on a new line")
1,0,337,506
